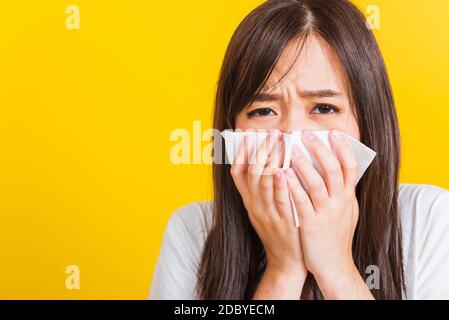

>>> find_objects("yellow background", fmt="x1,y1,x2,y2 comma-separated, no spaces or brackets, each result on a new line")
0,0,447,299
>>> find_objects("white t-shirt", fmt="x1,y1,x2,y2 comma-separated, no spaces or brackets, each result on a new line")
149,183,449,300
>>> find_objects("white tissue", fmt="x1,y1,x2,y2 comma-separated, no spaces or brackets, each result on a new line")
220,130,377,227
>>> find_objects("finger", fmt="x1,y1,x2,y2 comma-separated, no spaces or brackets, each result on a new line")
301,130,344,197
260,136,282,207
285,167,315,223
264,133,284,173
230,134,254,200
247,131,279,197
329,129,359,190
273,168,295,224
290,144,329,212
250,130,281,166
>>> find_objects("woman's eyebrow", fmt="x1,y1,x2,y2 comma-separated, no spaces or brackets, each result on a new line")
253,89,342,102
300,89,342,98
253,92,280,102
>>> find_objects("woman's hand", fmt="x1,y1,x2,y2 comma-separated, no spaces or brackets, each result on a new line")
285,129,374,299
230,130,307,299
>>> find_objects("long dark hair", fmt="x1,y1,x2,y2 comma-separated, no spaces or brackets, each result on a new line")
197,0,404,299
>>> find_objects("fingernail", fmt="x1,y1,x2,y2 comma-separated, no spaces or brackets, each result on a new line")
332,129,342,140
291,145,301,158
302,130,315,141
277,140,283,153
275,168,282,179
243,135,250,147
285,168,295,178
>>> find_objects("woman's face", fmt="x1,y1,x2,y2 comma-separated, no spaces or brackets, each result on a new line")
235,34,360,141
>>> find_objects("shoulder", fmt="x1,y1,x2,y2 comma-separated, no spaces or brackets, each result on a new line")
398,183,449,299
148,201,213,300
162,200,214,268
170,201,214,236
398,183,449,207
166,201,214,254
398,183,449,233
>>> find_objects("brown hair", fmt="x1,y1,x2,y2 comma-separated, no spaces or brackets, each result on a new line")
197,0,404,299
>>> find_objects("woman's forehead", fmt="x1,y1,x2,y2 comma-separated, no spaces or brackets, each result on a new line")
263,34,349,96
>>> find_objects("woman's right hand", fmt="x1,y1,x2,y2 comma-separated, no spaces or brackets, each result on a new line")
230,130,308,299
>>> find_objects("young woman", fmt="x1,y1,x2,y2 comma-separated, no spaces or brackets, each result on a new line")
149,0,449,299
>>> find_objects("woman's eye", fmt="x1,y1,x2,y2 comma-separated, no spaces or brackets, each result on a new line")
246,108,277,118
311,104,340,114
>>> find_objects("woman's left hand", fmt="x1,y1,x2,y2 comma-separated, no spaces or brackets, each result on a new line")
284,129,374,299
